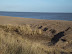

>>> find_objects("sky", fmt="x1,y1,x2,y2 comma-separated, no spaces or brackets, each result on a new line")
0,0,72,13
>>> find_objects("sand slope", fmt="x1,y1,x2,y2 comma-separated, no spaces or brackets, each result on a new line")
0,16,72,54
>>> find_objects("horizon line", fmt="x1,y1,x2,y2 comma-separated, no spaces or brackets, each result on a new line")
0,11,72,13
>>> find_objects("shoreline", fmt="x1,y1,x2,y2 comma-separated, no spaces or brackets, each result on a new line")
0,15,72,21
0,16,72,25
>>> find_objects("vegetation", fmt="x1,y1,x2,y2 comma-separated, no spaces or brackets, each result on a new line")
0,24,72,54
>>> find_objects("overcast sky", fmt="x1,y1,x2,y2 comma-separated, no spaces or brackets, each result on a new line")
0,0,72,13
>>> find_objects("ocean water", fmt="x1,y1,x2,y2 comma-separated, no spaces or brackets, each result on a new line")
0,12,72,21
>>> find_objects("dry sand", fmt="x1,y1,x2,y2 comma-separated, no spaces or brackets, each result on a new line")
0,16,72,54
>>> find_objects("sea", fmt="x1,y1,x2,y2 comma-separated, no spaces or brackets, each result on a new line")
0,11,72,21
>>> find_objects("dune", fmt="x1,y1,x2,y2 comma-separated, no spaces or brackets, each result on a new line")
0,16,72,54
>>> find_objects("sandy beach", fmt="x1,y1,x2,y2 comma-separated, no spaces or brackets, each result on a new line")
0,16,72,54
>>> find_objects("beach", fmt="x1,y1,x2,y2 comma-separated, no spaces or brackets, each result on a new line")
0,16,72,54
